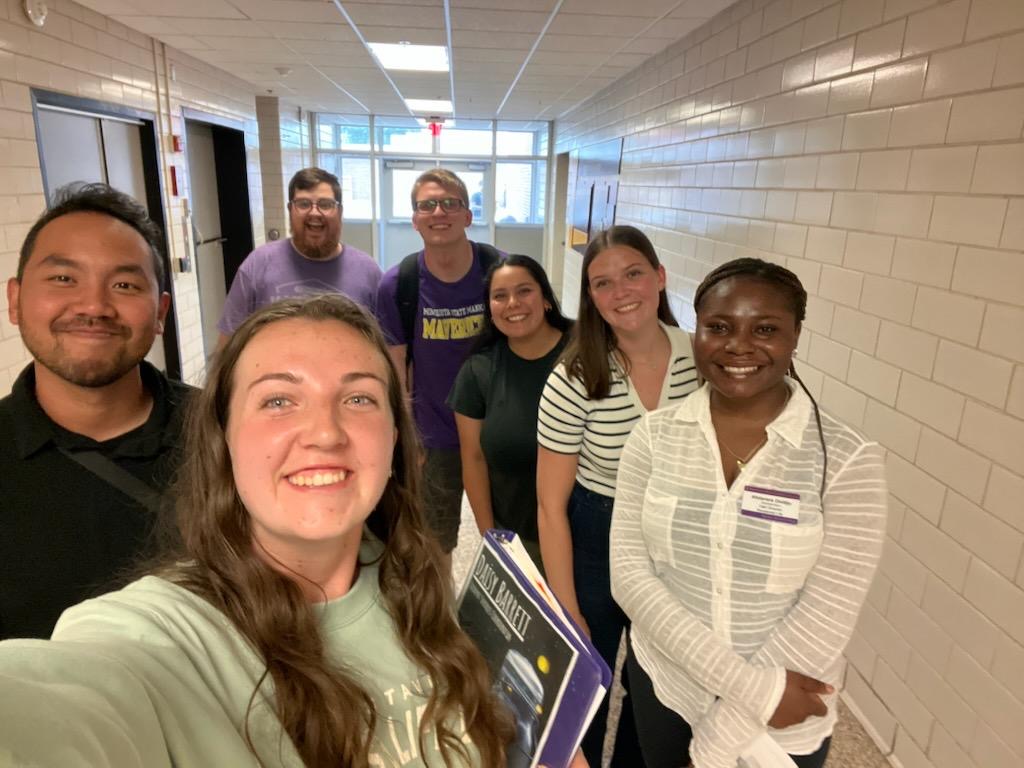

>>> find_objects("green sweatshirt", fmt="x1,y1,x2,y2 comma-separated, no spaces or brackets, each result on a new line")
0,543,476,767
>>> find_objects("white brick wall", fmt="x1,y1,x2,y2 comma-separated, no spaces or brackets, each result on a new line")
0,0,266,389
554,1,1024,765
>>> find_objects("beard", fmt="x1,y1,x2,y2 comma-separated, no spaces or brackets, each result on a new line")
292,221,341,261
22,316,152,388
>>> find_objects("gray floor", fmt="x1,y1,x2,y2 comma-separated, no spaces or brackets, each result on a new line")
451,498,889,768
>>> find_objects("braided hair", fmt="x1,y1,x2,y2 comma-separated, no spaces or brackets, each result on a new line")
694,258,828,500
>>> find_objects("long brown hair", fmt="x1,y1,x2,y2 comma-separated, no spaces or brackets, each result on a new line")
162,296,509,766
562,224,678,399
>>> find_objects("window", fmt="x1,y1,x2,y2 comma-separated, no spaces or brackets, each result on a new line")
496,161,546,225
439,119,493,156
316,114,370,152
375,117,432,154
497,121,548,156
318,155,373,220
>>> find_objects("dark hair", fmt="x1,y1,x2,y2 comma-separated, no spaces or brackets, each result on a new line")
562,225,678,400
18,182,166,289
288,167,342,202
162,295,510,766
410,168,469,210
693,257,826,498
471,254,572,354
693,257,807,324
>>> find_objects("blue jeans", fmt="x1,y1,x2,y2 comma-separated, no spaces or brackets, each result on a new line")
568,482,645,767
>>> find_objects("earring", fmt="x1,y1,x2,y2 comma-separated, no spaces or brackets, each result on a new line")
792,348,799,357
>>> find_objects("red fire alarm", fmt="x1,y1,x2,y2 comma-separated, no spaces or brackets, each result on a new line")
169,165,179,196
429,121,442,137
171,134,183,152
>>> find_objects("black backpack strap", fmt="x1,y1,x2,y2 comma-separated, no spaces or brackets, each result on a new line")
396,252,420,362
476,242,502,274
58,447,162,516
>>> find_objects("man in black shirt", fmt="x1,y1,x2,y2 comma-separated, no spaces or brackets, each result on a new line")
1,183,193,639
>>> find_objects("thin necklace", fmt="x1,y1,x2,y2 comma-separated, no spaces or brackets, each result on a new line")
717,387,791,470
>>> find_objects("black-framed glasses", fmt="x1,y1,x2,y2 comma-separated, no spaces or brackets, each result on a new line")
289,198,340,213
414,197,465,214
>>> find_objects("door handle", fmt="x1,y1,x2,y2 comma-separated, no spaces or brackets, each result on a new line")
195,236,227,247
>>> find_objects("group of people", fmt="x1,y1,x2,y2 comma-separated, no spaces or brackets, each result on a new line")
0,165,886,768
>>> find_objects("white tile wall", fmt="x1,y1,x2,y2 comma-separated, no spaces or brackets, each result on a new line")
0,0,266,389
555,0,1024,765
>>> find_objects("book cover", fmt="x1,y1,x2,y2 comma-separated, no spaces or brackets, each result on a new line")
458,531,609,768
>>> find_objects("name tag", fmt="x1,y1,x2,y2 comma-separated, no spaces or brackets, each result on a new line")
741,485,801,524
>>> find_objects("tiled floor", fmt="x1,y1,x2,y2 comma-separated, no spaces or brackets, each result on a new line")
451,500,889,768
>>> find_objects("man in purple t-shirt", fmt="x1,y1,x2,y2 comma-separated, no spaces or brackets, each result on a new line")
376,169,498,557
217,167,380,347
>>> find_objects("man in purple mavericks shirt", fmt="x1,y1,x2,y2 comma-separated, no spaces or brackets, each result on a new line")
376,168,497,558
217,167,381,347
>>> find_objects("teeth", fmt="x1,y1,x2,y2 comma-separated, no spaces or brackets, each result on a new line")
506,314,527,322
723,366,758,374
287,470,348,487
616,302,640,313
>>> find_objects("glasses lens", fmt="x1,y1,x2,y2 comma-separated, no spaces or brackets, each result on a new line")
440,198,464,212
315,199,338,212
291,199,313,212
415,199,438,213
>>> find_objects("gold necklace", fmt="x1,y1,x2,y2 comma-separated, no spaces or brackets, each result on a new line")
716,387,792,470
719,435,767,469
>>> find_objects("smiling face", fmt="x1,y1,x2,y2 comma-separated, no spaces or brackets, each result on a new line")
488,264,551,342
225,317,397,560
693,276,801,404
8,211,169,388
412,180,473,249
586,245,666,337
289,182,342,260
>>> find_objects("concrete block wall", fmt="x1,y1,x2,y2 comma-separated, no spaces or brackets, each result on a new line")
554,1,1024,766
255,95,310,244
0,0,265,389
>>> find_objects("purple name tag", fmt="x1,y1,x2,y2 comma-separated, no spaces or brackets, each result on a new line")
740,485,801,524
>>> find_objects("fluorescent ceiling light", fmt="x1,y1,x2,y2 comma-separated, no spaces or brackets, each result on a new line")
368,43,449,72
405,98,453,113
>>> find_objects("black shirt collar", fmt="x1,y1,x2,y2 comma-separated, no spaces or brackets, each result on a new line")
10,361,182,460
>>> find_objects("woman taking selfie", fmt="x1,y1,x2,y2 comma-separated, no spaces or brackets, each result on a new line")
448,255,572,567
0,296,510,767
536,225,700,766
610,259,887,768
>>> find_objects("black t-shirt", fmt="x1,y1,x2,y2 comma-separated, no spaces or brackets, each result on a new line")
448,334,568,543
0,363,194,639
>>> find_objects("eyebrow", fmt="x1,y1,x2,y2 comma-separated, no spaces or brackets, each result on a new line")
589,261,645,281
246,370,387,391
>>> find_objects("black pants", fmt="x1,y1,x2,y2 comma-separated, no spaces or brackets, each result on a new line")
567,483,645,767
627,641,831,768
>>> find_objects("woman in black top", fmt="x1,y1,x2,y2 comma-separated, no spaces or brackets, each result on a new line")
448,255,571,566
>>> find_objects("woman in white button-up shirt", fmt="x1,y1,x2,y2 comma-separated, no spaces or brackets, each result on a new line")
610,258,887,768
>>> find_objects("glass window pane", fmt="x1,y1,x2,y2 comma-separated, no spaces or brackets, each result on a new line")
375,116,432,154
391,168,421,217
317,154,373,220
497,120,549,156
496,160,546,224
439,119,492,156
315,114,370,152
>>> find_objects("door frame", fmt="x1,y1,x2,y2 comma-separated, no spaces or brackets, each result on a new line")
29,88,181,380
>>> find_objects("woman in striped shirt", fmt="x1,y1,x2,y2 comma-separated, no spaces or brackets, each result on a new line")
610,259,887,768
537,225,700,766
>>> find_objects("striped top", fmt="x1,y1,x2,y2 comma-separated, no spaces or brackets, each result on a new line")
610,382,887,766
537,324,699,496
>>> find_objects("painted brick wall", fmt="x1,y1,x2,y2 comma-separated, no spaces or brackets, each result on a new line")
554,1,1024,766
0,0,265,389
255,94,310,246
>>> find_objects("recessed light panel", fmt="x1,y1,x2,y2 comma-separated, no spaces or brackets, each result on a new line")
368,43,449,72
